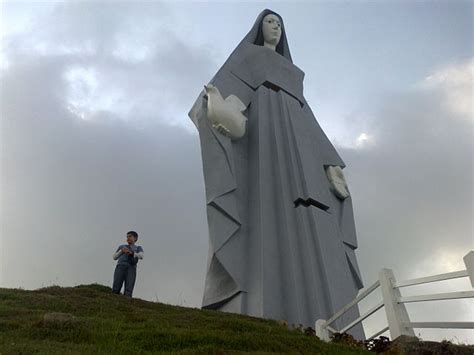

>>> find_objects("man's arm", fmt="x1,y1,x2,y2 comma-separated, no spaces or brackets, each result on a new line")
133,246,144,260
113,246,123,260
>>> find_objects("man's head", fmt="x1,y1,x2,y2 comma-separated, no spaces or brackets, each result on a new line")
126,231,138,244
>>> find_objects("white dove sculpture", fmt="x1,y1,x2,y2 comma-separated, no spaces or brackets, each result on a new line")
204,84,247,140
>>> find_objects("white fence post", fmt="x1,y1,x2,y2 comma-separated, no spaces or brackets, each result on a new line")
315,256,473,342
463,251,474,288
378,268,415,339
315,319,331,341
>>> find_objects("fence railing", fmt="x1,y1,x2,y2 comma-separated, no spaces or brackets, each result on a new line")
315,251,474,341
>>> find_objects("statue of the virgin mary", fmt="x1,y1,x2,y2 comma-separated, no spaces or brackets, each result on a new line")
189,9,364,335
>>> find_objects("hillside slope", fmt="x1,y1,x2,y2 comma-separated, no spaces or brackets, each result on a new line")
0,284,368,354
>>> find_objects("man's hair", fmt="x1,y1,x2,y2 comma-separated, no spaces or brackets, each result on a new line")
127,231,138,240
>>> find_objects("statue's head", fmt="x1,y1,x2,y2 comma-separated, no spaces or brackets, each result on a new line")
261,13,282,48
253,10,286,56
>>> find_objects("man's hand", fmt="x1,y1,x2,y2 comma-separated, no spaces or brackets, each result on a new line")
121,247,130,254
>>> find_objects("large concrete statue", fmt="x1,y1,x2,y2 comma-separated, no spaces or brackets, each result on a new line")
189,9,364,334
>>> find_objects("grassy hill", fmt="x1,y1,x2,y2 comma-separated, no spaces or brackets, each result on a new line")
0,284,369,354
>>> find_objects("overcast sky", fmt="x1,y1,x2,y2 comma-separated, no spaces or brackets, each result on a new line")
1,0,472,343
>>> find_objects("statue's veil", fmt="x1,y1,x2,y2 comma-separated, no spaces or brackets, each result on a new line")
227,9,293,63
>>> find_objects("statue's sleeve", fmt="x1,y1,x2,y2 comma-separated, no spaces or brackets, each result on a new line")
189,68,254,202
189,70,255,307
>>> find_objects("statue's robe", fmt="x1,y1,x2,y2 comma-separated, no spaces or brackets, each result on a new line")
189,9,364,336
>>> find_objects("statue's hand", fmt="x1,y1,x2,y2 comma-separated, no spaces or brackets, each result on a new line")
213,123,231,137
326,166,350,200
204,84,247,140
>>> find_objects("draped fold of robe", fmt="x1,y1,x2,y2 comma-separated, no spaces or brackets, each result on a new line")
189,9,364,337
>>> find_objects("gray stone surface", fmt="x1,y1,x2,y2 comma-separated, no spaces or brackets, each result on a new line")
43,312,77,325
189,9,364,336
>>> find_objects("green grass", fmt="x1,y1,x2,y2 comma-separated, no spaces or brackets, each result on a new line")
0,284,369,354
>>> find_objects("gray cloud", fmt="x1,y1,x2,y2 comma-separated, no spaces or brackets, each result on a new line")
1,56,209,306
2,2,215,128
1,2,213,307
344,82,472,279
339,73,473,341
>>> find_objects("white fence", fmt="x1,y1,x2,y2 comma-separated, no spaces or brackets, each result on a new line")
316,251,474,341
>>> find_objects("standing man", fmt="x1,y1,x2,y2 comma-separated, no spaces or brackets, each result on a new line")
112,231,144,297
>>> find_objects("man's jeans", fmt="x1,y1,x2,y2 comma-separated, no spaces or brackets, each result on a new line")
112,263,136,297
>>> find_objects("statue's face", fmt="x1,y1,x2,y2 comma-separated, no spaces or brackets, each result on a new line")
262,14,282,47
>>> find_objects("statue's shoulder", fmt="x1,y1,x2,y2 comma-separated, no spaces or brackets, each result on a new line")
230,42,305,104
233,42,303,73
